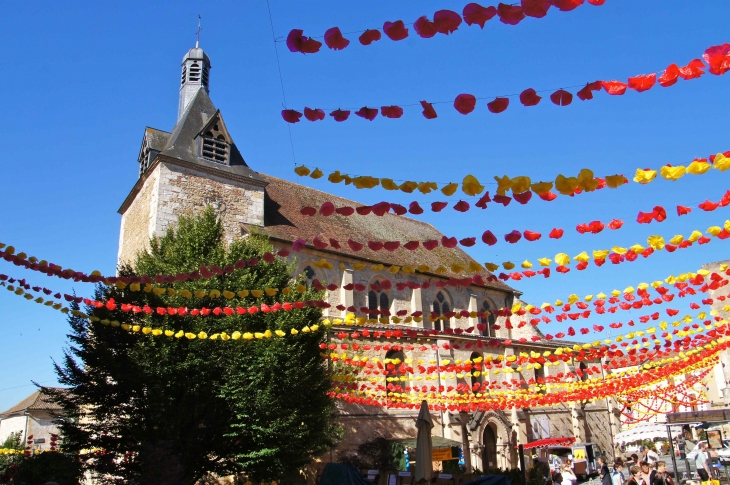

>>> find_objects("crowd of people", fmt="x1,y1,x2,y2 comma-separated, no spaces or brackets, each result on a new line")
602,443,712,485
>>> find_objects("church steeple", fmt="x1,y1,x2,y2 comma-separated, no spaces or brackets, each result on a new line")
178,42,211,121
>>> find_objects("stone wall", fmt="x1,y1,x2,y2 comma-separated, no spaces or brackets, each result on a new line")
118,166,159,265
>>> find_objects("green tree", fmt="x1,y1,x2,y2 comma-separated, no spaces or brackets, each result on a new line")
46,209,340,484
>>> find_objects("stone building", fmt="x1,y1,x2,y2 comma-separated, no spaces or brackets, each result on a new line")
0,389,63,451
116,43,617,471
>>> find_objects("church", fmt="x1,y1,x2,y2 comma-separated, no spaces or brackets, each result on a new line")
116,43,617,472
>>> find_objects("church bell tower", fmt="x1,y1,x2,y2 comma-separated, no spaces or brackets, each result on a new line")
178,42,211,121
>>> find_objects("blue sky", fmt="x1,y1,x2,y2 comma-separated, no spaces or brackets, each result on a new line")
1,0,729,411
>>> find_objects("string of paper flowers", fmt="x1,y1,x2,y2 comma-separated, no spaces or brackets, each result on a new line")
284,1,605,55
293,152,729,199
282,44,730,122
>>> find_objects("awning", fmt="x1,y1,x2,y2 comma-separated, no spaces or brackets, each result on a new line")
521,437,576,450
614,423,682,443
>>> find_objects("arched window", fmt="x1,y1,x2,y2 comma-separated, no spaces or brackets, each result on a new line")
432,291,451,331
479,300,496,338
302,265,316,286
367,280,390,316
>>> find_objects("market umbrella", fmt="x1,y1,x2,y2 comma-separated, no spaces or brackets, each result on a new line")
414,400,434,484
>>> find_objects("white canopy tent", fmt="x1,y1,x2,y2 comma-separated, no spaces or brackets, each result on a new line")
614,423,682,444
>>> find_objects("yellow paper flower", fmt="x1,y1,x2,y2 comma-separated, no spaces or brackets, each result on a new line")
611,246,627,255
687,160,711,174
265,288,278,296
554,253,570,266
502,262,515,270
669,234,684,245
659,165,686,181
485,262,499,272
629,244,644,254
462,174,485,196
294,165,311,177
352,176,380,189
468,261,483,273
381,178,400,190
604,174,626,188
250,289,264,298
592,249,609,260
521,260,533,269
555,175,579,195
713,153,730,172
688,230,703,242
707,226,722,236
511,176,532,195
450,263,465,273
573,251,590,263
531,181,553,194
633,168,657,184
440,182,458,196
494,175,512,196
328,170,346,183
577,168,599,192
399,181,418,193
310,168,323,179
538,258,552,267
418,182,438,194
647,235,665,250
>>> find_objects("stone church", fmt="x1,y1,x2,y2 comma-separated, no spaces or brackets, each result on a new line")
116,43,617,471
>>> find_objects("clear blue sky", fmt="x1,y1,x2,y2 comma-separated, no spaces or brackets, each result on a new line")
1,1,729,411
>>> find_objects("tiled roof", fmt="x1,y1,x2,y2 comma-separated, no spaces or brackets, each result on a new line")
0,389,65,418
255,174,516,294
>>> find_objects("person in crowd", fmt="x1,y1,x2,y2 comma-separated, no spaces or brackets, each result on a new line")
599,456,613,485
653,461,674,485
561,461,578,485
695,442,712,482
612,458,626,485
640,461,656,485
629,454,641,468
627,465,644,485
643,446,660,464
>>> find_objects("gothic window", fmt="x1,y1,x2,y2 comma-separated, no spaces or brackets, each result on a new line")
367,280,390,317
432,291,451,331
479,300,496,338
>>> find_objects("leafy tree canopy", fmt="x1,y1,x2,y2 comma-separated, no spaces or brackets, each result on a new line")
47,208,341,484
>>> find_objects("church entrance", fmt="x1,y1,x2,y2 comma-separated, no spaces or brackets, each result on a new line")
483,424,498,470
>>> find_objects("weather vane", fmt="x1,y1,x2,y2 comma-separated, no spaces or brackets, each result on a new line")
196,14,202,48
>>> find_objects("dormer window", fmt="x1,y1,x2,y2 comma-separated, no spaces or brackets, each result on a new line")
198,112,232,166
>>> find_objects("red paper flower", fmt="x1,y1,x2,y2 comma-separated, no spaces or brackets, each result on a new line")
320,201,335,216
703,43,730,75
628,73,656,92
678,59,705,80
281,109,302,123
521,0,551,17
588,221,605,234
550,89,573,106
658,64,680,87
431,201,448,212
460,237,476,247
347,239,364,251
300,207,316,216
420,100,438,119
463,3,497,28
434,10,463,34
519,88,542,106
487,97,510,113
549,228,564,239
552,0,584,11
475,191,491,209
336,207,355,216
676,205,692,216
355,107,378,121
602,81,628,95
404,241,419,250
587,0,606,4
576,223,589,234
608,219,623,230
383,20,409,41
324,27,350,50
423,240,439,250
513,191,532,204
409,201,424,214
505,230,522,243
493,194,512,206
576,81,602,100
556,266,570,274
636,211,653,224
330,109,350,122
313,237,328,249
497,3,525,24
698,236,711,244
286,29,322,54
414,16,438,38
454,200,470,212
359,29,382,46
303,107,325,121
524,230,542,241
368,241,384,251
371,202,391,216
391,204,407,216
454,94,477,114
441,236,458,248
653,206,667,222
329,238,341,249
539,191,557,201
356,206,371,215
382,241,400,252
381,105,404,118
482,230,498,246
699,200,719,211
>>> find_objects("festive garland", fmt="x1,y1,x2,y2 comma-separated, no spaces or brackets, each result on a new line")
285,1,606,55
293,152,730,199
282,44,730,121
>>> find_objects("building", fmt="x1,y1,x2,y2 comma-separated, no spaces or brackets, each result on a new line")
0,389,63,451
115,42,617,471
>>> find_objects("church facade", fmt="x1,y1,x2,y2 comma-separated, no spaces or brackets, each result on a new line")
116,44,618,471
